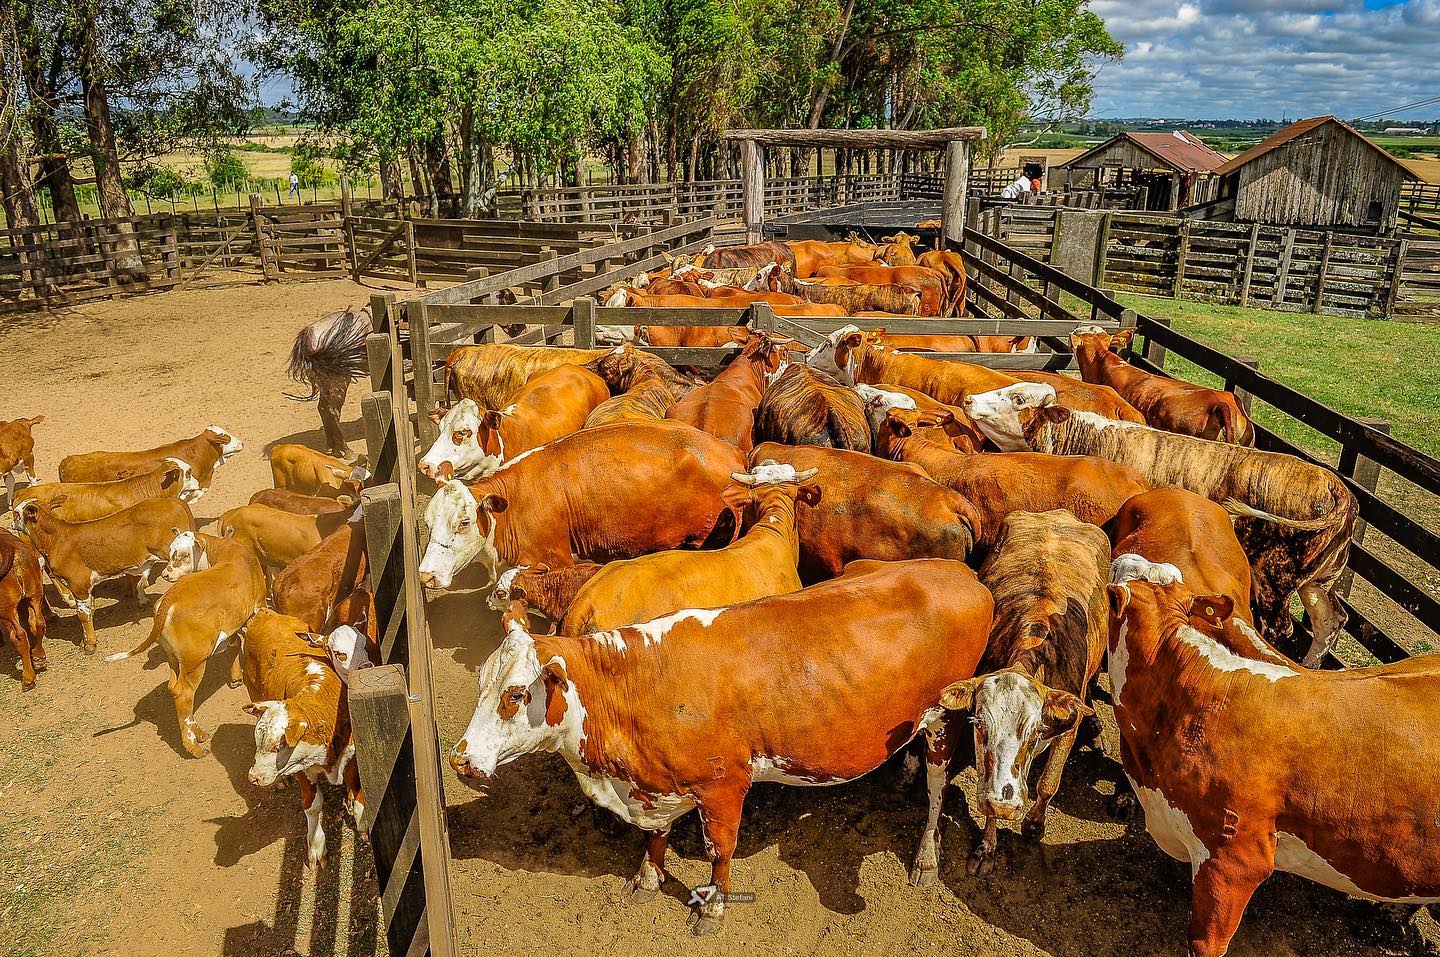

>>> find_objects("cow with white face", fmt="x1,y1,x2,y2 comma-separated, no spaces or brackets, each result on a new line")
207,426,244,463
853,384,916,442
419,479,506,589
804,324,864,385
161,527,210,583
323,623,373,681
963,382,1057,451
418,399,503,481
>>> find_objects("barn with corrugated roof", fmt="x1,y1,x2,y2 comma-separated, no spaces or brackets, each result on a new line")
1057,130,1228,211
1214,115,1420,233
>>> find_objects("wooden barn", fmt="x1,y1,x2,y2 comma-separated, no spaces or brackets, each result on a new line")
1214,115,1420,233
1057,131,1228,211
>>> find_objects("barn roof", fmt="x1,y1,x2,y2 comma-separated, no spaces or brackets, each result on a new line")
1214,115,1421,180
1058,130,1228,174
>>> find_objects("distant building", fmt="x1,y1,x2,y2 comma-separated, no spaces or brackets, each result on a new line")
1381,127,1424,135
1056,130,1228,211
1214,115,1419,233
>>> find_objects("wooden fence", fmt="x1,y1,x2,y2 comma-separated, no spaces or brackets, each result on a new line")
986,205,1440,320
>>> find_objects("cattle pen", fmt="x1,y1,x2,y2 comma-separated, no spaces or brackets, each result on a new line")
342,128,1440,956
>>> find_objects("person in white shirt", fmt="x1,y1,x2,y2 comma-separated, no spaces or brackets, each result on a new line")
288,172,300,198
1000,173,1035,200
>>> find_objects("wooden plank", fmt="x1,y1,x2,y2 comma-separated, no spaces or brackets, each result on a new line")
1338,418,1390,600
412,301,437,443
1172,221,1191,298
572,297,596,350
941,139,969,248
1273,228,1296,304
741,139,764,245
1383,239,1409,318
723,128,986,147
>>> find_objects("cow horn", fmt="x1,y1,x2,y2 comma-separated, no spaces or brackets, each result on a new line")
730,471,761,487
793,468,819,481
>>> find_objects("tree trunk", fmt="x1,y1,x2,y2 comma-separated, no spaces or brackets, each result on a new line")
0,127,40,230
424,135,455,217
407,147,427,201
686,131,701,184
379,150,403,201
76,8,145,277
16,4,82,225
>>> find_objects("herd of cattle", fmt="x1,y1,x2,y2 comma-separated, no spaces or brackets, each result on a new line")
2,230,1436,956
0,418,374,870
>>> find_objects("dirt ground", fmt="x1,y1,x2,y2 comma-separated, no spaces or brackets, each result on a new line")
3,278,1437,957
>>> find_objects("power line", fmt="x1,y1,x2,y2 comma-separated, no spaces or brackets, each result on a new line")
1352,94,1440,123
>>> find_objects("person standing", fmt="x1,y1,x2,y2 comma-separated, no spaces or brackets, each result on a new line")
288,171,300,200
999,172,1035,200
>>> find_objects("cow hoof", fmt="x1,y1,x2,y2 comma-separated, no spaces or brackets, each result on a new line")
1021,818,1046,841
227,677,243,690
34,659,47,672
691,916,722,937
21,679,36,692
909,865,939,887
83,643,97,655
625,881,658,904
966,851,995,878
1107,793,1139,821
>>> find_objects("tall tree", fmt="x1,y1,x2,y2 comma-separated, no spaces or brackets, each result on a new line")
13,1,82,225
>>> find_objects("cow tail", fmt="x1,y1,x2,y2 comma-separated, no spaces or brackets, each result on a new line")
1221,499,1337,531
1218,397,1254,447
286,309,369,402
105,604,168,662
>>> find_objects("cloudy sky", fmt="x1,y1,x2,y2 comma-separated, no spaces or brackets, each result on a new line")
1087,0,1440,119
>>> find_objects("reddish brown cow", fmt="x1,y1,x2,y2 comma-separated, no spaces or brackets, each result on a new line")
419,421,746,589
665,333,789,451
249,487,356,515
878,409,1150,552
917,249,968,316
751,443,980,581
272,519,369,634
486,562,605,627
813,264,949,316
697,240,797,272
449,559,994,933
1106,568,1440,957
1070,326,1254,444
444,344,610,410
1110,487,1254,625
0,415,43,505
0,529,46,690
58,425,242,487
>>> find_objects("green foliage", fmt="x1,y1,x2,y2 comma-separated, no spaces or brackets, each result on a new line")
124,163,203,197
203,150,249,187
290,152,337,188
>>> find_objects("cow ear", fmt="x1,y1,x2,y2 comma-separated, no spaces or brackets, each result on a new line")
841,331,864,349
541,660,568,693
887,417,912,438
482,409,504,430
1041,690,1092,738
427,406,448,424
285,719,309,748
727,326,749,344
1111,329,1135,352
1188,594,1234,627
478,493,508,514
1107,584,1130,622
797,483,822,506
939,676,983,712
161,468,181,489
532,562,550,574
242,703,263,716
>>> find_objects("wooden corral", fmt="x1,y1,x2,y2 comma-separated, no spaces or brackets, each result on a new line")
1214,116,1422,233
1057,131,1227,212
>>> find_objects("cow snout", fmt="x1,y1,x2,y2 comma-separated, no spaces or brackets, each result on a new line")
249,767,276,787
449,747,490,787
420,571,439,589
978,790,1026,821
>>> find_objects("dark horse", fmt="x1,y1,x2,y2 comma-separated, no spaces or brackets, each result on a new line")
287,305,372,457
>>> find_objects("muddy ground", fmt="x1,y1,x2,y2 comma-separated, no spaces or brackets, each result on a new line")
2,277,1436,957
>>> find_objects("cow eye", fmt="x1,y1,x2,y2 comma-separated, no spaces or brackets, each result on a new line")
457,519,471,531
452,431,466,444
509,690,526,704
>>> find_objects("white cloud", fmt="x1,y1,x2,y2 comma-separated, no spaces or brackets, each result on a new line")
1088,0,1440,118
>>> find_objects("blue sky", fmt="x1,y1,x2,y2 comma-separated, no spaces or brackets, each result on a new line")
1087,0,1440,119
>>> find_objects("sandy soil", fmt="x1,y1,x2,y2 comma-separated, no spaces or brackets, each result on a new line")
3,277,1437,957
1,278,386,957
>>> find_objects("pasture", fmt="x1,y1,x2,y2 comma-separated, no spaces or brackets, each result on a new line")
3,275,1437,956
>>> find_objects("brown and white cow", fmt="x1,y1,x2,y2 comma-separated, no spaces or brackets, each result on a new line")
1070,326,1254,444
487,562,605,627
558,462,818,635
15,458,201,522
878,409,1150,553
58,425,243,488
0,528,46,690
756,364,870,453
1111,487,1254,625
1020,405,1356,665
219,502,356,579
17,497,199,652
0,415,44,505
938,510,1108,876
665,332,790,452
695,240,797,273
419,422,745,589
419,363,610,480
249,487,356,516
449,559,993,932
240,609,364,868
270,444,370,498
1106,559,1440,957
857,383,985,452
106,533,265,756
750,443,980,581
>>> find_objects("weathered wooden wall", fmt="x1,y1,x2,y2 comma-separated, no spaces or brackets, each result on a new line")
1233,124,1407,232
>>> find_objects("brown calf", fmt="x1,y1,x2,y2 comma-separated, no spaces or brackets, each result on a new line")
17,497,198,652
0,416,43,505
249,487,356,515
58,425,242,486
756,364,870,453
273,520,369,633
220,502,355,579
15,458,200,522
106,533,265,756
0,529,47,689
1071,326,1253,443
270,444,369,498
665,333,789,452
487,562,605,626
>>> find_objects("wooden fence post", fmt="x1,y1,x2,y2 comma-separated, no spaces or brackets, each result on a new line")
1144,314,1172,370
941,138,970,250
1382,239,1408,318
748,301,776,334
572,296,596,349
1313,231,1334,314
1239,222,1260,306
540,248,561,297
1273,228,1295,305
740,138,765,244
465,267,496,343
1336,417,1391,599
249,194,273,282
412,300,437,445
405,218,420,286
368,293,399,392
1094,210,1113,288
1228,357,1261,416
1173,221,1191,298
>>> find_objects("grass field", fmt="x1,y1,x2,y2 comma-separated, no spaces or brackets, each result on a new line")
1117,293,1440,657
